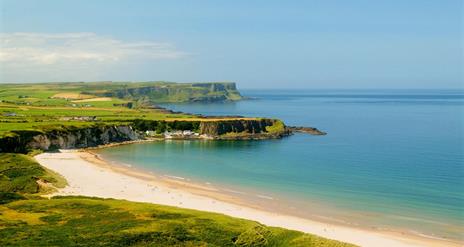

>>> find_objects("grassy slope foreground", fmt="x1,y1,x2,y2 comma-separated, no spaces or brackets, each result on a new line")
0,153,66,201
0,198,354,247
0,153,354,247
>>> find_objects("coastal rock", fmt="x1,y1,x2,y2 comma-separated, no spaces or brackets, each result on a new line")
287,126,327,135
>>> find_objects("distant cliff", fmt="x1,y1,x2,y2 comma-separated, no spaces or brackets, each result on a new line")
94,82,243,103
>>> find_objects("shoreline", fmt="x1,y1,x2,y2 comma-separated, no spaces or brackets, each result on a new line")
35,150,461,247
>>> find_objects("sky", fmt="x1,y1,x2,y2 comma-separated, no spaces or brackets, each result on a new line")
0,0,462,89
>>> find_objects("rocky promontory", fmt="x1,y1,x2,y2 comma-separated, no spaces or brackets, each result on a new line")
0,117,327,154
0,118,290,153
287,126,327,135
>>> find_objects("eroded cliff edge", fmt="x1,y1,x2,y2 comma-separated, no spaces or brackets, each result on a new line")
0,119,292,153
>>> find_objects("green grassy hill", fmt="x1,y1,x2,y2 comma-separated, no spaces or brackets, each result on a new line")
0,197,353,247
0,153,66,200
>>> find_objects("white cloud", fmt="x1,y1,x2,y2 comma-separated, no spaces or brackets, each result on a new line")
0,32,186,82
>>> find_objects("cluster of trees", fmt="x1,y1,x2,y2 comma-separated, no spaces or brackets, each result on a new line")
132,119,200,134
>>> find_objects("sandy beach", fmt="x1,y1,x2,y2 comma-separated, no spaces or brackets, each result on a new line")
35,150,461,247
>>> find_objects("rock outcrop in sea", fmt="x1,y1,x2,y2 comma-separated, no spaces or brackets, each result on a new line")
287,126,327,135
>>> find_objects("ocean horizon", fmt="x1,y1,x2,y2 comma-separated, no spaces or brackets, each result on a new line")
96,89,464,241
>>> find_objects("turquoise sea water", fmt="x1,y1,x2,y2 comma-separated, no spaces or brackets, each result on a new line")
97,90,464,240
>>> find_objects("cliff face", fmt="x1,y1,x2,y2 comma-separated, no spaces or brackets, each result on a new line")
0,126,141,153
131,118,289,139
99,82,242,103
192,83,237,91
199,119,289,139
0,119,291,153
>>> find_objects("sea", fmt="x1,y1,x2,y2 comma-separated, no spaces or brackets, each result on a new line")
96,89,464,241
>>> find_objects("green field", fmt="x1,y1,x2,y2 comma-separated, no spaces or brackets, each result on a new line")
0,103,193,137
0,81,249,137
0,81,242,106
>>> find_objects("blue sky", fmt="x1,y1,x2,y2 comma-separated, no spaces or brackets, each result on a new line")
0,0,462,88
